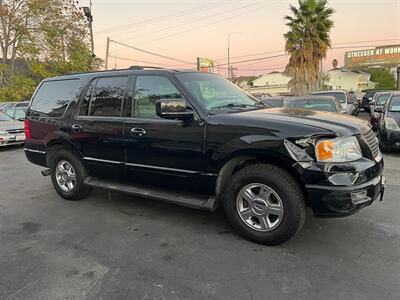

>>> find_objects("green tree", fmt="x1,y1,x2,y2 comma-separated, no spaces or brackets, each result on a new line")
0,0,95,102
283,0,334,95
369,68,396,90
0,74,36,101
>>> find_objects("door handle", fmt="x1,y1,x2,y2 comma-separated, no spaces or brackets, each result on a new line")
131,128,146,137
71,124,83,133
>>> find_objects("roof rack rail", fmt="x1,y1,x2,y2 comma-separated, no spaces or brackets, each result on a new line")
129,65,166,70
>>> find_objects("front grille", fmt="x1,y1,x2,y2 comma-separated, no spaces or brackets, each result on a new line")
361,128,380,159
6,128,24,134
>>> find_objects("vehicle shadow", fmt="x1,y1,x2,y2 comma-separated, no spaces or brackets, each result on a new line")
83,188,363,250
0,144,24,152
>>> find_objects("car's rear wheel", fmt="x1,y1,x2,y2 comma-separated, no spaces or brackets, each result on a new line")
222,164,306,245
49,148,91,200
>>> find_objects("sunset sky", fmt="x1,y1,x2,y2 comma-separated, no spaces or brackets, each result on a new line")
83,0,400,75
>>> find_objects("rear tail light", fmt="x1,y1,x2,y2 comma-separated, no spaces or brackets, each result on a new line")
24,119,32,139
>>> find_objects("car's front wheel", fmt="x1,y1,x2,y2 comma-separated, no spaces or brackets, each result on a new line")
222,164,306,245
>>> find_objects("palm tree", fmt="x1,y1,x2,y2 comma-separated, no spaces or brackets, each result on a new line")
284,0,334,95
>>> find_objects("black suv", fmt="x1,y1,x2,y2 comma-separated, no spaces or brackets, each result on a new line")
24,67,385,245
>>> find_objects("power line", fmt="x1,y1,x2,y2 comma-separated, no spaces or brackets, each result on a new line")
134,0,283,46
217,39,400,61
220,54,289,66
109,39,193,64
112,1,267,46
94,0,230,35
333,38,400,45
110,55,177,67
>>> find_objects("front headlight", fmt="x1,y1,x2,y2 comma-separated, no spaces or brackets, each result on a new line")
315,136,362,162
0,130,7,135
384,117,400,131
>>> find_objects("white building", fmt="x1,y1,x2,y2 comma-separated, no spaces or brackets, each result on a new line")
325,69,375,92
250,72,291,96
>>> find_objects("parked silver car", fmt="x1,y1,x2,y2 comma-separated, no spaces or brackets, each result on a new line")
0,111,25,147
311,90,357,115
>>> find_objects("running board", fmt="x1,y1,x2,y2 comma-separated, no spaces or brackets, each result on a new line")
84,176,218,212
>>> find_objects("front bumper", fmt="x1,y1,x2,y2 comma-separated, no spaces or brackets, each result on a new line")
306,175,385,217
0,134,25,146
296,157,385,217
379,129,400,149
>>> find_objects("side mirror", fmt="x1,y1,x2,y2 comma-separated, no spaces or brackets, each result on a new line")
156,99,194,120
374,107,383,113
369,100,375,106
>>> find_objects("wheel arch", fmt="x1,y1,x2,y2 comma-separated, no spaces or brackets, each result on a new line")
46,139,83,166
215,151,309,205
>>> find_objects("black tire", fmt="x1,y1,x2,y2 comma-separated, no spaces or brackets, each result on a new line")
49,147,91,200
222,164,306,245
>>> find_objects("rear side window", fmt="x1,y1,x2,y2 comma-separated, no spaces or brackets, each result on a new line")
30,79,79,117
79,76,127,117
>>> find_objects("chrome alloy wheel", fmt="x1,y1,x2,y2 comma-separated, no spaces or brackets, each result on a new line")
55,160,76,192
236,183,284,232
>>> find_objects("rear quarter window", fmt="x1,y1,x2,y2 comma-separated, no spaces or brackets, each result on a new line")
30,79,79,117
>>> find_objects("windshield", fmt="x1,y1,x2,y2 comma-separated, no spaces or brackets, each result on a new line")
264,99,284,107
364,91,375,98
377,93,391,106
0,111,13,121
314,92,346,103
284,99,337,112
176,73,264,112
389,96,400,112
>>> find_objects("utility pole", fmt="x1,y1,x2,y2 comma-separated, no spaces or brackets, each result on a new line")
227,32,241,80
105,37,110,70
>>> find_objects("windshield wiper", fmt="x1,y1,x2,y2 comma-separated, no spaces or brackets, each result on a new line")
212,103,263,110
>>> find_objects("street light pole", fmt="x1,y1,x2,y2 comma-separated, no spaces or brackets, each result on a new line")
81,3,94,58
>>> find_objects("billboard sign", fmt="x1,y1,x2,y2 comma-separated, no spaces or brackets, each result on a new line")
197,57,215,73
345,45,400,69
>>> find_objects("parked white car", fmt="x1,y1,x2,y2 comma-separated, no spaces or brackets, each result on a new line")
0,111,25,147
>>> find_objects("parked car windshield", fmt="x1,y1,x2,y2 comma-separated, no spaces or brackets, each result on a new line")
0,111,13,121
314,92,346,103
284,98,337,112
389,96,400,112
176,73,264,112
376,93,391,106
263,98,284,107
5,108,27,120
364,91,375,99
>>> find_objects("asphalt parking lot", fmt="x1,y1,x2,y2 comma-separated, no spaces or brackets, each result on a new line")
1,114,399,300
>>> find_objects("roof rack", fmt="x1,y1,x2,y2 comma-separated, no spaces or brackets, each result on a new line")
129,65,166,70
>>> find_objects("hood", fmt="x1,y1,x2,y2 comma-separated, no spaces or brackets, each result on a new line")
0,120,24,131
234,107,370,136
